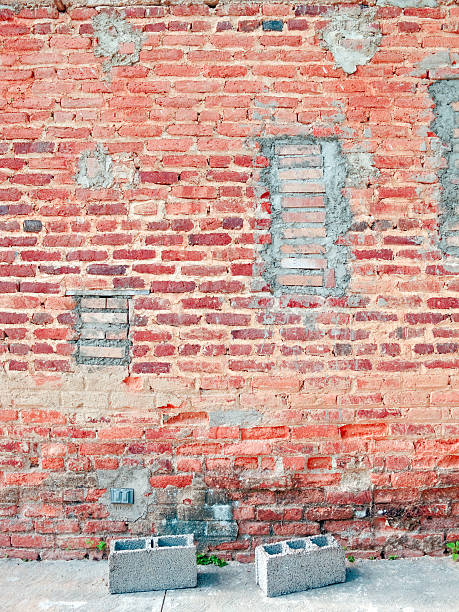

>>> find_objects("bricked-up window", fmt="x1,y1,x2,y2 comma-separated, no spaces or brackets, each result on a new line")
67,290,148,366
430,80,459,258
259,137,352,297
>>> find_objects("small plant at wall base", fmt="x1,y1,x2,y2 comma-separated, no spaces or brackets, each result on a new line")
85,539,107,552
196,553,228,567
446,541,459,561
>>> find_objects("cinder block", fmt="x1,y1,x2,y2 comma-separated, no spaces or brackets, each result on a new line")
109,534,197,594
255,534,346,597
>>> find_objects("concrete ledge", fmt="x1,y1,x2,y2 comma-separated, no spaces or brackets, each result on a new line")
109,534,197,594
255,534,346,597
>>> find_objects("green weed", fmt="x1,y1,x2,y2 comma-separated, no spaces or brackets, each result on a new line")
446,541,459,561
196,553,228,567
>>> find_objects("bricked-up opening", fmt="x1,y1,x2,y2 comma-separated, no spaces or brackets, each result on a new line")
429,80,459,259
67,289,148,366
259,137,352,297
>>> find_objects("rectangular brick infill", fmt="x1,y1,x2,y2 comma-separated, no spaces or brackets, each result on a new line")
109,534,197,594
259,136,351,297
282,212,326,223
255,534,346,597
79,345,126,359
278,168,323,180
71,291,140,366
281,244,325,254
279,181,325,193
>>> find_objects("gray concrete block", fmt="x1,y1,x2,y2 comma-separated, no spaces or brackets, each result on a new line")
109,534,197,594
255,534,346,597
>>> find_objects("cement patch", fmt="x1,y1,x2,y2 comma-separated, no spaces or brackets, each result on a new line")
429,79,459,257
158,477,238,547
92,11,143,75
98,465,150,522
320,7,381,75
75,144,113,189
345,151,379,188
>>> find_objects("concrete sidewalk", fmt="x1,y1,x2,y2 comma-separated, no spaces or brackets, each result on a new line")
0,556,458,612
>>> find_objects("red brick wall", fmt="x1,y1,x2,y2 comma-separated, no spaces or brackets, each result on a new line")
0,1,458,561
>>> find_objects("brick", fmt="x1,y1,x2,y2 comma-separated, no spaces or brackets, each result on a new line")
0,4,456,562
278,275,323,287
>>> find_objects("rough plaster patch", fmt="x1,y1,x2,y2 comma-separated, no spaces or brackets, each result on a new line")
339,470,372,493
411,51,459,78
92,12,143,75
321,7,382,75
112,153,140,190
330,101,346,125
429,79,459,258
76,146,139,191
98,466,150,522
345,151,379,188
76,144,113,189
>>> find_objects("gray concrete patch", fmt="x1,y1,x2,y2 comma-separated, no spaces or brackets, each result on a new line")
158,477,238,547
411,51,451,77
0,557,458,611
320,7,381,75
209,409,263,427
92,12,143,75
